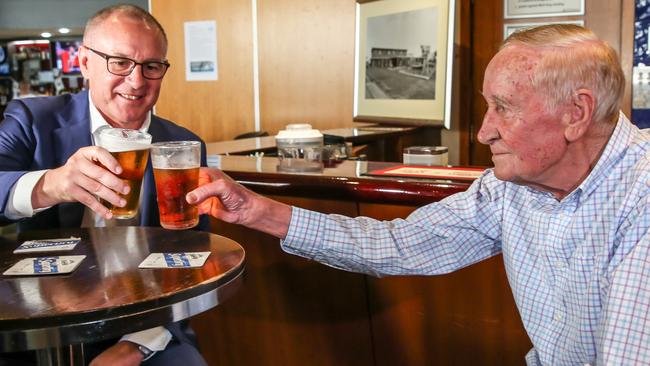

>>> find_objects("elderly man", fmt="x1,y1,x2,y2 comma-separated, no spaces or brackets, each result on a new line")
187,24,650,365
0,4,208,366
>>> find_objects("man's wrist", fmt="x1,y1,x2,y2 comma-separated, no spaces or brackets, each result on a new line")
123,341,154,362
32,170,58,209
6,170,50,218
250,196,292,238
136,344,155,361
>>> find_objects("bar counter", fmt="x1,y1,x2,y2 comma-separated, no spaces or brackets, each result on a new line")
206,124,440,161
193,155,532,366
209,155,472,205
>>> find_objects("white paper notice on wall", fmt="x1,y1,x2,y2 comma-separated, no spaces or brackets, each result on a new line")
184,20,218,81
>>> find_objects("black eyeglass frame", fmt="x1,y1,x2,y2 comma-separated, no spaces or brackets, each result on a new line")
84,46,171,80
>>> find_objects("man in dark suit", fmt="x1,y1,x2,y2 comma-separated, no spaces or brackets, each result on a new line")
0,4,208,366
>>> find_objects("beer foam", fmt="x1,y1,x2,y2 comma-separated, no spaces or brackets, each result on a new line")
150,141,201,169
100,138,150,152
98,129,152,152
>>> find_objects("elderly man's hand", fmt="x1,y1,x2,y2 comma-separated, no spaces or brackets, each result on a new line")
186,168,292,238
32,146,128,219
186,168,256,225
89,341,144,366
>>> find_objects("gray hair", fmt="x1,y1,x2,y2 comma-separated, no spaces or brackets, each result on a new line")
83,4,168,53
503,24,624,123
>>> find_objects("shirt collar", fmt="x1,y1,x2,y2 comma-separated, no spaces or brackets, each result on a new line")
88,91,151,142
524,112,637,210
574,112,637,199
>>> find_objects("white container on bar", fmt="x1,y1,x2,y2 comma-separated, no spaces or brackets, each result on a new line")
275,123,324,172
403,146,449,166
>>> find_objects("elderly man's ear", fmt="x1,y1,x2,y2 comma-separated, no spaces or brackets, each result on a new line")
564,89,596,142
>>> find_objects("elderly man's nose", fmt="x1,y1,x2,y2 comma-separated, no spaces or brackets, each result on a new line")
477,114,499,144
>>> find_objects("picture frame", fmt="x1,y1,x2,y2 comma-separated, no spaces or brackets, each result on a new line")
353,0,455,128
504,0,584,19
504,20,585,40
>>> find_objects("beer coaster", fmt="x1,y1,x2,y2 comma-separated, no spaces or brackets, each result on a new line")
138,252,211,268
13,237,81,254
3,255,86,276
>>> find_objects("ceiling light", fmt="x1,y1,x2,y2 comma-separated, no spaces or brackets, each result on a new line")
41,32,52,38
12,40,51,45
58,28,70,34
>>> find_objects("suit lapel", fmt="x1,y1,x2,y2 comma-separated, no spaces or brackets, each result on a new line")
52,91,93,166
51,91,92,227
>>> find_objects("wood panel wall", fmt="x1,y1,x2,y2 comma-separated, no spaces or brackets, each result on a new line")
151,0,358,144
151,0,255,143
257,0,356,134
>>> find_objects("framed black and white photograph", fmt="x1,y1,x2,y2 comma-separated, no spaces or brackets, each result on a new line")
353,0,455,128
504,0,584,19
504,20,584,40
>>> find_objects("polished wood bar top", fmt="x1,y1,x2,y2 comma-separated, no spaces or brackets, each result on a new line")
209,155,478,205
205,124,420,156
0,227,245,352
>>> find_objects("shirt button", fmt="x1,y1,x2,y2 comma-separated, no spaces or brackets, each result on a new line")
554,312,564,322
555,260,565,268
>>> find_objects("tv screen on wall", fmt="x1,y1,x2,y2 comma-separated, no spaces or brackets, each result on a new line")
0,45,9,75
54,40,82,74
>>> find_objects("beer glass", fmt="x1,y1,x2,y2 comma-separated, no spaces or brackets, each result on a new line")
151,141,201,230
96,127,152,219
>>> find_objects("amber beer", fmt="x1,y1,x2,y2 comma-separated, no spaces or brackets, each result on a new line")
97,128,152,219
100,149,149,218
153,167,200,229
151,141,201,230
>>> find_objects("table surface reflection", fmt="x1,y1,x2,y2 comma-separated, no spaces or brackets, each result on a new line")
0,227,245,352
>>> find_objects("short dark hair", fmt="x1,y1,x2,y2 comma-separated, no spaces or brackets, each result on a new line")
83,4,168,50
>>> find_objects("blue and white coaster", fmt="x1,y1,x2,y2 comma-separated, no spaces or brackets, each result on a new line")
138,252,211,268
13,237,81,254
3,255,86,276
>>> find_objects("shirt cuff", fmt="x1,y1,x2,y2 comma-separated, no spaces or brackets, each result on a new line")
5,170,50,219
280,206,323,255
119,327,172,352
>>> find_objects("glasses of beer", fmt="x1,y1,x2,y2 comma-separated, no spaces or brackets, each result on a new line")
151,141,201,230
96,128,152,219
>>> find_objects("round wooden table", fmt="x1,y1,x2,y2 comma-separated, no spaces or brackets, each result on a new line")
0,226,245,366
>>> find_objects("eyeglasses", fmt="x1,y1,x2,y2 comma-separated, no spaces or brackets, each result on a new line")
84,46,170,80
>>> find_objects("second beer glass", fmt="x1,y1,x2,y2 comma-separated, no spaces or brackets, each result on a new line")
96,128,152,219
151,141,201,230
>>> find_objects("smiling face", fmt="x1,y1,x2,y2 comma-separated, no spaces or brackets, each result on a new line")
477,45,572,189
79,14,167,129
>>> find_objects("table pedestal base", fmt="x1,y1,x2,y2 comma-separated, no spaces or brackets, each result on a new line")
36,344,84,366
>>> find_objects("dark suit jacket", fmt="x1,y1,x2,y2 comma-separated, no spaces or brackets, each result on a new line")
0,90,210,232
